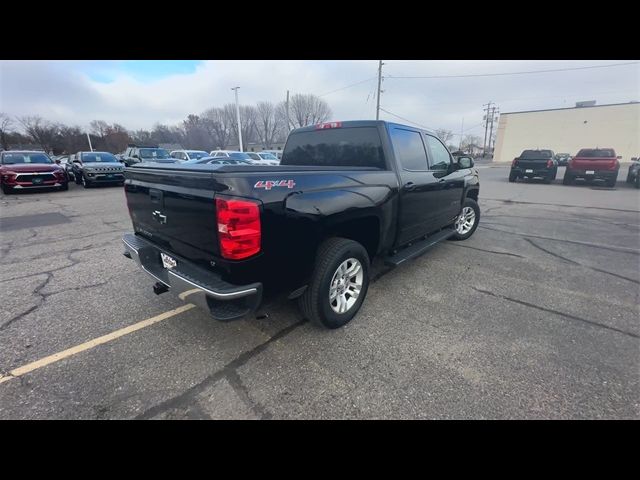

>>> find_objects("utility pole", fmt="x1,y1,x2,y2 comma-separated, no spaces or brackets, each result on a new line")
231,87,243,152
487,105,499,158
86,132,93,152
459,117,464,151
376,60,384,120
482,102,493,157
286,90,291,132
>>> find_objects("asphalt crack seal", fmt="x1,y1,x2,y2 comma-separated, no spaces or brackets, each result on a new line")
472,287,639,339
136,319,307,420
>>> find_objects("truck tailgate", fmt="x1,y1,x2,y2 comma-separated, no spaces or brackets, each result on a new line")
571,158,617,170
125,166,221,266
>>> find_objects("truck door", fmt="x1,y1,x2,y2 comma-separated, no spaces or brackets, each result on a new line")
390,127,446,246
423,134,465,226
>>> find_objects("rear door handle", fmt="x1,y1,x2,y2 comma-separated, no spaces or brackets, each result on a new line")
403,182,416,191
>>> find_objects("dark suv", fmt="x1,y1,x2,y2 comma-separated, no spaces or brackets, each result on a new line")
72,151,125,188
121,145,177,166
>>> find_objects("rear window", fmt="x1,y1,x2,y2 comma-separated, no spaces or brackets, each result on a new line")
576,149,615,158
281,127,385,169
521,150,553,158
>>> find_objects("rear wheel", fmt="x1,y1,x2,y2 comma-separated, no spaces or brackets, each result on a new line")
298,237,370,329
605,177,616,188
450,197,480,241
508,171,517,182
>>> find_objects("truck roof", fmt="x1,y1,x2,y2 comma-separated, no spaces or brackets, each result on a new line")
290,120,436,136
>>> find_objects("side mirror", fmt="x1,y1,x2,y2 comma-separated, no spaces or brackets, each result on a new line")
458,157,474,169
616,155,622,159
132,154,139,159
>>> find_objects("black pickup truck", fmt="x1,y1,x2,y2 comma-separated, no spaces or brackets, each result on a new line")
509,149,558,183
121,120,480,328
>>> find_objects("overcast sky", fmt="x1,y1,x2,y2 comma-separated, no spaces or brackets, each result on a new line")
1,60,638,143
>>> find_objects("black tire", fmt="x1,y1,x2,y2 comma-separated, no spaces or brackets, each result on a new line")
450,197,480,241
543,175,552,184
298,237,370,329
508,172,517,182
59,182,68,191
75,173,82,185
635,175,639,189
562,173,573,185
605,177,616,188
1,184,12,195
81,175,91,188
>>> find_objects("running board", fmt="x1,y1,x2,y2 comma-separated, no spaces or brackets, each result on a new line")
384,229,456,267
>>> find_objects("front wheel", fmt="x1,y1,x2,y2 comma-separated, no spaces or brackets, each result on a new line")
82,175,91,188
450,197,480,241
298,237,370,329
1,184,12,195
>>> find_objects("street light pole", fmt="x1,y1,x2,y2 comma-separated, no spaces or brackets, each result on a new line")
86,132,93,152
232,86,243,152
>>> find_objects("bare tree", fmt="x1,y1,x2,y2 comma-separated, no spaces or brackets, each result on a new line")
254,102,283,149
0,113,14,150
435,128,454,145
17,116,59,153
460,134,482,153
289,94,332,128
89,120,110,139
201,108,228,149
223,103,258,148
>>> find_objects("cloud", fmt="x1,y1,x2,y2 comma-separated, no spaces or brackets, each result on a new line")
1,60,637,137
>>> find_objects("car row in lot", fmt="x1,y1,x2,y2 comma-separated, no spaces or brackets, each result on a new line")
509,148,638,188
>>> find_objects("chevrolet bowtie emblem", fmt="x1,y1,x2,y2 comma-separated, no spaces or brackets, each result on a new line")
152,210,167,225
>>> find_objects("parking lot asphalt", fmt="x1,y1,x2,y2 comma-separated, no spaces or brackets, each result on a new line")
0,166,638,419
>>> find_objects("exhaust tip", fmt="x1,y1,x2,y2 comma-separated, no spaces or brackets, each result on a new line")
153,282,169,295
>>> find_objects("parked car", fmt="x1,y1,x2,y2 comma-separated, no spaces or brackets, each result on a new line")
54,155,75,181
209,150,236,157
509,149,557,183
170,150,210,162
554,153,571,166
625,157,639,189
244,152,280,165
563,148,620,187
260,149,283,160
121,145,174,166
1,150,68,194
72,151,125,188
121,120,480,329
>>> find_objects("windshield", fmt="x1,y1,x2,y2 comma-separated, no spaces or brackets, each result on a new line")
186,151,209,160
258,153,278,160
282,127,385,169
228,152,252,160
139,148,171,159
82,152,118,163
576,149,615,158
1,153,52,165
247,153,261,160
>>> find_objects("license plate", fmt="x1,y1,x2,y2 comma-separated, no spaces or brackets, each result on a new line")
32,177,43,184
160,252,177,269
525,169,533,173
586,170,595,175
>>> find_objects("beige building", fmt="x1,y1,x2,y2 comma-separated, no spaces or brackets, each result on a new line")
494,102,640,163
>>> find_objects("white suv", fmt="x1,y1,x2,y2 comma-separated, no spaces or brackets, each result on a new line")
170,150,210,162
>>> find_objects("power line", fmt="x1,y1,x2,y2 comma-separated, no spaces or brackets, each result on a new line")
385,61,639,79
378,107,434,130
317,77,377,97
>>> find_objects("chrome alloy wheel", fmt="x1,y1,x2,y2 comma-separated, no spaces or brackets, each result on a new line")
329,258,364,314
455,206,476,235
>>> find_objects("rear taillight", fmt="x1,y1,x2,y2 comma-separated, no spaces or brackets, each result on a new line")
216,197,261,260
316,122,342,129
546,159,553,168
511,158,518,167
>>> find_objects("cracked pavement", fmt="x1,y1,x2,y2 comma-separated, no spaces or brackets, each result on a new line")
0,166,638,419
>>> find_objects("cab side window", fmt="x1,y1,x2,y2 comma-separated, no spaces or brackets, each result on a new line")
391,128,429,171
424,135,452,171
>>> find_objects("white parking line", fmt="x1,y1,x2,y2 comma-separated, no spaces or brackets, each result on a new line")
0,304,196,385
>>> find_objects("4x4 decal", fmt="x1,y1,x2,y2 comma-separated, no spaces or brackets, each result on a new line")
254,180,296,190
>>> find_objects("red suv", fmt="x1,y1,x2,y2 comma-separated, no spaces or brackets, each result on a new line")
0,151,69,194
563,148,620,187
